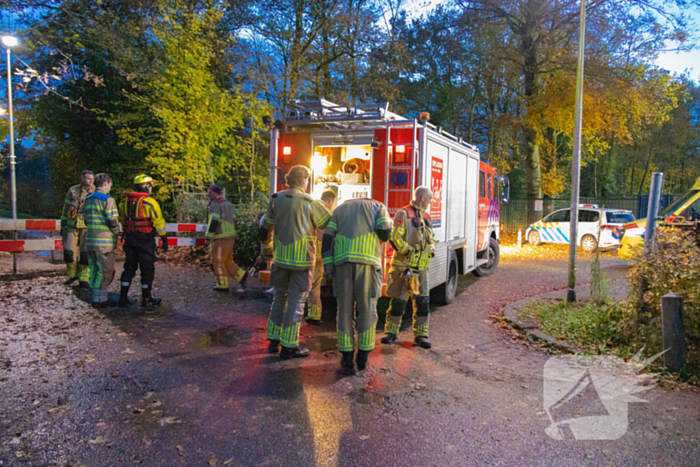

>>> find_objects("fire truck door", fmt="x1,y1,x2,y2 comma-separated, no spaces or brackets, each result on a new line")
477,169,489,251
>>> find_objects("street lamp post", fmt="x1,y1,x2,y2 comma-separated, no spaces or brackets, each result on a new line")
567,1,587,303
3,35,18,274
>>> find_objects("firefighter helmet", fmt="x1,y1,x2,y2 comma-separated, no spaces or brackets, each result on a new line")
134,174,154,186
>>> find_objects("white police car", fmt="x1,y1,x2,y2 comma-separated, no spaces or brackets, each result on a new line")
525,205,635,252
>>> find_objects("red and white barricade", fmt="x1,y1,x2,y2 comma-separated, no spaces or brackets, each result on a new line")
0,220,208,252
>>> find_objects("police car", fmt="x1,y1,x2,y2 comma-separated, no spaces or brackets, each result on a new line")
525,205,635,252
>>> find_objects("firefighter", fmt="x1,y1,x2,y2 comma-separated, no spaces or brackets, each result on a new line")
305,189,337,325
61,170,95,287
381,186,436,349
259,166,331,359
322,197,391,374
206,184,248,291
118,175,168,312
84,173,120,308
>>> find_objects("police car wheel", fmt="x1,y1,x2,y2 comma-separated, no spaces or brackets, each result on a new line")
528,230,541,246
581,235,598,253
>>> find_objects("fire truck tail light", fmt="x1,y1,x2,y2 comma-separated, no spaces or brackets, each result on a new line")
396,145,406,153
283,146,292,155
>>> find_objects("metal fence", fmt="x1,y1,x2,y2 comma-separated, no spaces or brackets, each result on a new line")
500,194,682,234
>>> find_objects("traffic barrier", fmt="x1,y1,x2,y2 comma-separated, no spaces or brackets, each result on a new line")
0,219,207,252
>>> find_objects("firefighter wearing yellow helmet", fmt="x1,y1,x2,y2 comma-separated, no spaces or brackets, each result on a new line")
118,174,168,312
258,165,331,359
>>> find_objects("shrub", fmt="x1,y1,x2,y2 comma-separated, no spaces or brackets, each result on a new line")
625,230,700,368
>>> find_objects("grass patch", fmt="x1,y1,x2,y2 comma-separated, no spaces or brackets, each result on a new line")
519,299,632,357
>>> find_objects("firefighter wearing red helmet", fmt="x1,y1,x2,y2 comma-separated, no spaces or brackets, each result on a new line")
118,174,168,312
381,186,436,349
258,165,331,359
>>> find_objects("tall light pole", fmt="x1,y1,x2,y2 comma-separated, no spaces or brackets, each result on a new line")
3,35,18,274
567,1,587,303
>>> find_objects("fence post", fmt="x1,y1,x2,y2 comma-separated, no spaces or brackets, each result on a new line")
662,292,686,372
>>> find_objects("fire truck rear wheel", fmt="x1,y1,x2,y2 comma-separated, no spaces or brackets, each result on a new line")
435,250,459,305
474,237,500,277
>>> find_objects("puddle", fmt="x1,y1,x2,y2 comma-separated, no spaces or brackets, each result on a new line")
348,387,389,405
194,326,239,348
305,335,338,353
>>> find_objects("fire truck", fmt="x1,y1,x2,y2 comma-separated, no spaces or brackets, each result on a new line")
268,99,509,304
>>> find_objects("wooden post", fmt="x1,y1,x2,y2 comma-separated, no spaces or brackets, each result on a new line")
662,292,686,372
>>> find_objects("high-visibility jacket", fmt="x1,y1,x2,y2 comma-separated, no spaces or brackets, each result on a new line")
85,191,120,252
260,187,331,270
61,184,95,230
119,192,166,247
390,202,435,271
206,198,237,239
322,198,391,268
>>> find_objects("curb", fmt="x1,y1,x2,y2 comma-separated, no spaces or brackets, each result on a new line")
503,294,574,353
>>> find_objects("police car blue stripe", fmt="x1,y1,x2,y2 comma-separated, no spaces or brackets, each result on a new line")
555,226,570,243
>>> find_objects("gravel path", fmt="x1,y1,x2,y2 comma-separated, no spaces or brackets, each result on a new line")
1,248,698,466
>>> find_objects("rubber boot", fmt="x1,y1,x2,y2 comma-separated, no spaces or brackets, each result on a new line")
79,281,90,289
141,284,162,313
280,346,310,359
268,340,280,354
380,333,397,344
414,336,432,349
118,284,130,308
356,350,370,371
341,351,355,375
63,277,78,286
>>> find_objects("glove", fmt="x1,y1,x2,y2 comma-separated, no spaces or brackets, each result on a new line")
160,237,169,253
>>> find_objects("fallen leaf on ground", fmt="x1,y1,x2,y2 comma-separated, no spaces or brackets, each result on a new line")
160,416,180,426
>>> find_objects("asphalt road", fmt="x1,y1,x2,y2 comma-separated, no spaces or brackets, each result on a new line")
1,250,699,466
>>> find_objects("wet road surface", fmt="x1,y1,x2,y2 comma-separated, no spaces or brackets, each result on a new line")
1,252,699,466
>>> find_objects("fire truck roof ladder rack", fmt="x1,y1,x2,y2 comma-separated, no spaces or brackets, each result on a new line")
424,121,479,153
285,99,406,127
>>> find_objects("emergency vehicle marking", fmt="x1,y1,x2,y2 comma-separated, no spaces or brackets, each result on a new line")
535,221,570,243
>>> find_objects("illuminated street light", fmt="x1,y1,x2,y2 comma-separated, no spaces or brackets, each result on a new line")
2,36,18,48
3,35,18,273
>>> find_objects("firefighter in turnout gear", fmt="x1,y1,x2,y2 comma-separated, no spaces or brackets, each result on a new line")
84,174,120,308
118,175,168,312
61,170,95,287
381,186,436,349
206,184,248,291
259,166,331,359
305,190,337,325
322,198,392,374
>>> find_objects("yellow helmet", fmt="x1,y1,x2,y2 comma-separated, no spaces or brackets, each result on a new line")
134,174,154,186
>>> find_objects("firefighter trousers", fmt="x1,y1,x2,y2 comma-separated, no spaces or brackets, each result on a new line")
88,250,115,303
334,262,382,352
121,242,156,289
267,264,312,348
306,260,324,320
63,229,90,281
210,237,243,289
384,266,430,338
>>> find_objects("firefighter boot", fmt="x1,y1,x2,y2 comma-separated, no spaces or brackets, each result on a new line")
141,285,162,313
341,351,355,376
356,350,370,372
268,339,280,354
118,284,130,308
414,336,432,349
280,346,310,360
79,281,90,289
63,277,78,286
380,333,397,344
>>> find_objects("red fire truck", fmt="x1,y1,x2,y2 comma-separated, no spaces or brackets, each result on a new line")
269,99,509,304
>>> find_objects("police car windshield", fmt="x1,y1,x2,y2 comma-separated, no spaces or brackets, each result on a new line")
660,190,699,217
606,212,635,224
